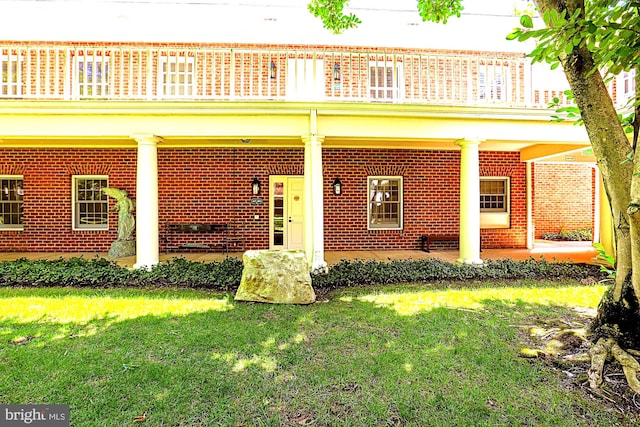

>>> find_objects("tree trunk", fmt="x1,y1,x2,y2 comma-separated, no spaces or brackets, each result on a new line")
533,0,640,350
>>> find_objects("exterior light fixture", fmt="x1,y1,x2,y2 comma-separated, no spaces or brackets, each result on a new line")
269,61,276,79
332,177,343,195
251,177,261,195
333,63,341,80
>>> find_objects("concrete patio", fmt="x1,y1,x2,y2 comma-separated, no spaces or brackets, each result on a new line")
0,240,600,268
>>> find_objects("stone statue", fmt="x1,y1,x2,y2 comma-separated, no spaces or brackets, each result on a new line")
102,187,136,258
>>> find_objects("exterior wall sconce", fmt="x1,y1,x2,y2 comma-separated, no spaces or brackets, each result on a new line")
332,177,343,195
270,61,276,79
252,177,261,195
333,63,341,80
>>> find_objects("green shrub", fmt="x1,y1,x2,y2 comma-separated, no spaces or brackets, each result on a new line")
541,228,593,241
0,255,603,291
310,257,602,289
135,257,243,290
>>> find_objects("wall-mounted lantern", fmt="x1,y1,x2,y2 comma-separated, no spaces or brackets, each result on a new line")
333,63,341,81
269,61,277,79
332,177,343,195
252,177,261,195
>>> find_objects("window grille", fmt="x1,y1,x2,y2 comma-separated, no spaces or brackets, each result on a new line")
76,55,110,98
160,55,195,98
368,176,403,229
73,176,109,230
369,61,402,101
0,176,24,229
1,54,22,97
480,178,509,212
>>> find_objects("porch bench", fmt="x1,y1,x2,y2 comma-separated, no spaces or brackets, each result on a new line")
419,235,482,252
165,223,230,253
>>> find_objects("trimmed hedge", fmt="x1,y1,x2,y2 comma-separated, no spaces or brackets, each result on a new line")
541,228,593,241
310,257,603,289
0,257,243,290
0,255,604,291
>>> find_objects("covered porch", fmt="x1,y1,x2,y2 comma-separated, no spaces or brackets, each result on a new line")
0,240,599,269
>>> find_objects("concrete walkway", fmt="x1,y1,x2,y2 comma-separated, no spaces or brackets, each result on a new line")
0,241,600,268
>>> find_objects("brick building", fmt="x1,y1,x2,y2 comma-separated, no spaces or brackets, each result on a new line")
0,1,630,268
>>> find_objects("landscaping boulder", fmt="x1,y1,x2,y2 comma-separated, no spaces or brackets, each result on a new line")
235,249,316,304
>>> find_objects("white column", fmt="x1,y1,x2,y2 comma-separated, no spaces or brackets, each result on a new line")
132,134,162,269
304,136,313,264
597,167,615,257
303,134,327,273
456,138,483,265
302,109,327,272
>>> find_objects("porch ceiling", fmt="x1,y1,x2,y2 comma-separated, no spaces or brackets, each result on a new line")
0,101,590,154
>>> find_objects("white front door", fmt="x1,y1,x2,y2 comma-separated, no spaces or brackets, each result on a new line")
270,175,304,250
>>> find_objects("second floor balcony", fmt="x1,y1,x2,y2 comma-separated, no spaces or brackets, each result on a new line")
0,43,635,110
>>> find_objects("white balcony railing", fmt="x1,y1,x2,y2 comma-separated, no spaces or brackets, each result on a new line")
0,44,610,109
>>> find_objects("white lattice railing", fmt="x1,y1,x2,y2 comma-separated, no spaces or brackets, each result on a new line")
0,44,595,108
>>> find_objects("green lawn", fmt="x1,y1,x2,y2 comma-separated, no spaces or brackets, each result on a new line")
0,282,632,426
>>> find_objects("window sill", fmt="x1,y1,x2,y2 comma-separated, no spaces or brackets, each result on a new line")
480,212,510,229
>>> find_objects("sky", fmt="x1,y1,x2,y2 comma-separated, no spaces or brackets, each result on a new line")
0,0,537,51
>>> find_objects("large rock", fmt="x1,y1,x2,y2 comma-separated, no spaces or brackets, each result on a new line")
235,250,316,304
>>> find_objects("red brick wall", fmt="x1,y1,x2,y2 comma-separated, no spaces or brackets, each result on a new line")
0,147,305,252
533,163,594,238
1,147,526,252
323,149,527,250
157,148,304,251
0,149,136,251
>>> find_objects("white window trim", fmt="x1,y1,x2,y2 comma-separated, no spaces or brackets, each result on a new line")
478,66,510,103
367,176,403,231
368,60,403,103
159,55,195,99
72,175,109,231
0,175,24,231
74,54,110,99
1,54,22,97
480,176,511,229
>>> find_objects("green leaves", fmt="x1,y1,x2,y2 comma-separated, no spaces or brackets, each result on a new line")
520,14,534,29
0,256,603,291
0,256,244,290
307,0,361,34
416,0,464,24
310,258,602,288
308,0,464,34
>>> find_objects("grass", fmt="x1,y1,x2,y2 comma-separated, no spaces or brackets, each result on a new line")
0,281,633,426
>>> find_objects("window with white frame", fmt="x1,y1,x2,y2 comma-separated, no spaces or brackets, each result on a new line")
73,176,109,230
160,55,195,98
0,176,24,229
368,176,403,230
75,54,109,98
1,54,22,97
369,61,402,102
480,177,510,213
478,67,509,102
